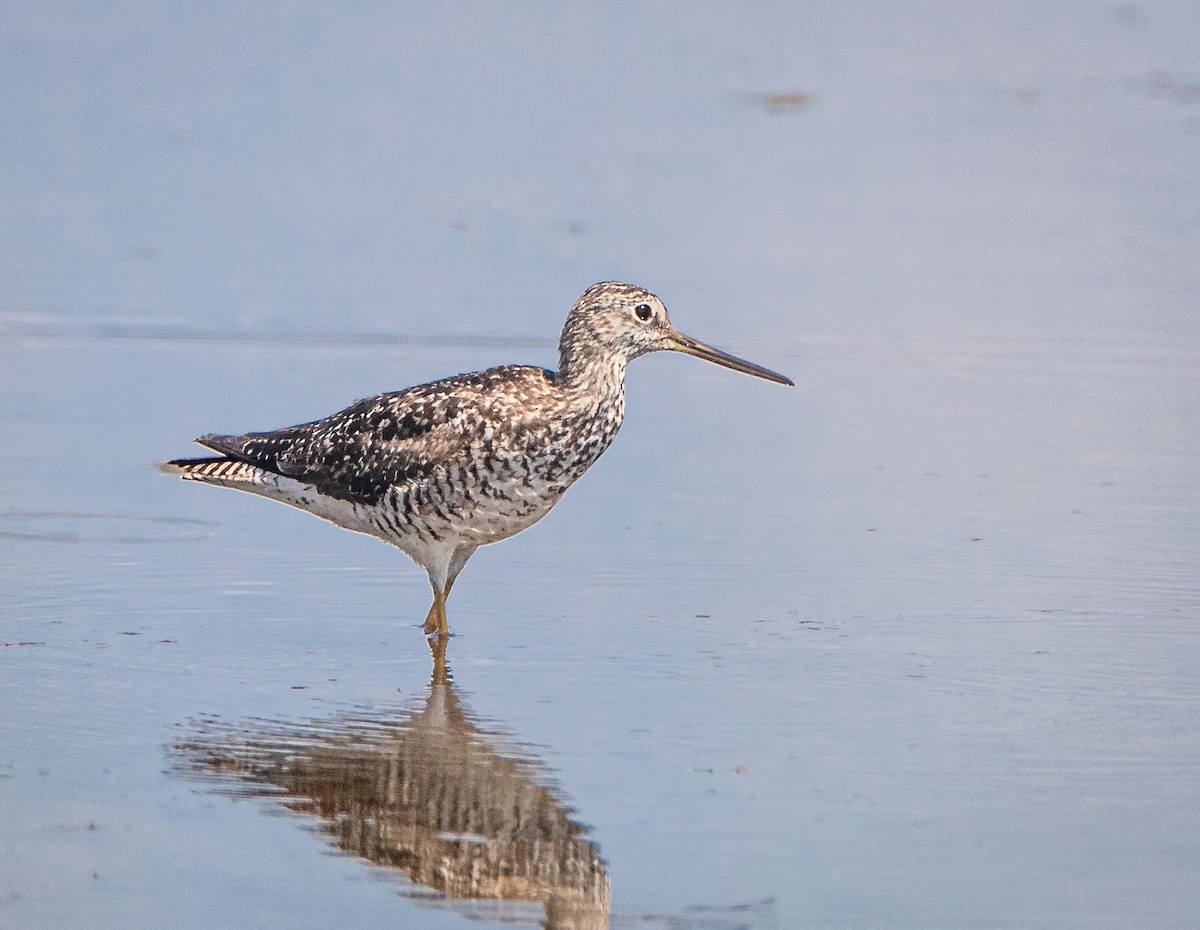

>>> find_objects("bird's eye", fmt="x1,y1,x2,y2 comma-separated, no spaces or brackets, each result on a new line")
634,303,653,322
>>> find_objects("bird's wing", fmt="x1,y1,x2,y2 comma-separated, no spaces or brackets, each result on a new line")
195,367,553,505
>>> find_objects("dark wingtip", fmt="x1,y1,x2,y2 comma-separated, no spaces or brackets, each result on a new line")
196,433,243,456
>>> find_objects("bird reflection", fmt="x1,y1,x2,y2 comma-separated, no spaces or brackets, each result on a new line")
175,643,609,930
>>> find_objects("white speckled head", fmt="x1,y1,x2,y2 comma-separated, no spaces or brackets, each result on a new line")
557,282,793,387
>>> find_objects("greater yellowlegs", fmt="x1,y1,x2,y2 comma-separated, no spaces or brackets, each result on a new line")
163,282,792,640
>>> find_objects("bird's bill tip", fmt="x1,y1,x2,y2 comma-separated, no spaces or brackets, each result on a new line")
669,332,794,386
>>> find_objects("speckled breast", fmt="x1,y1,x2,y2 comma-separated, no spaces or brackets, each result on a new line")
371,402,623,549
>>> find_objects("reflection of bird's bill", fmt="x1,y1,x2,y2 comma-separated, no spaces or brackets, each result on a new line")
669,331,794,386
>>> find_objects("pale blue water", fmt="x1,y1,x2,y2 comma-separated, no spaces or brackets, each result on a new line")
3,4,1199,929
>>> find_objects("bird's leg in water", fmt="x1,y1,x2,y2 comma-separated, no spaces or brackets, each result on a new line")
422,587,448,639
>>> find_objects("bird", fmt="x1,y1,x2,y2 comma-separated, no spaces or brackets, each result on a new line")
162,282,793,641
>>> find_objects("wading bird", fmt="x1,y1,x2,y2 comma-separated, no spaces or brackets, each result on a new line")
163,282,792,640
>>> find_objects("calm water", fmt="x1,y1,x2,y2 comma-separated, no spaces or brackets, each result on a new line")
3,4,1199,929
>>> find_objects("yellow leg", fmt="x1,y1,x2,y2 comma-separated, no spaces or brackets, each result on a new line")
422,586,449,639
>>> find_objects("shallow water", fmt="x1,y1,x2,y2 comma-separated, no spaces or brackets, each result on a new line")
3,3,1199,929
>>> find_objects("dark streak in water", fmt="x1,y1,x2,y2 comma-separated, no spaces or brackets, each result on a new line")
0,320,557,351
756,91,820,111
0,512,214,544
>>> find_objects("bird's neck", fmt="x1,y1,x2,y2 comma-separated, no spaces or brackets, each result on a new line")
556,343,629,406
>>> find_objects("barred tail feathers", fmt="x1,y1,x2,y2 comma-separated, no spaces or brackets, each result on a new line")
158,456,266,485
159,455,325,509
159,455,378,538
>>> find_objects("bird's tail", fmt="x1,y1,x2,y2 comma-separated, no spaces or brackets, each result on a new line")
159,456,265,486
160,455,326,515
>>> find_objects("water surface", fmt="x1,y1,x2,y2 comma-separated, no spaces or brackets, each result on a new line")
3,3,1199,929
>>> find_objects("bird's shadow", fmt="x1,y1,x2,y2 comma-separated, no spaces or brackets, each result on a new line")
173,649,609,929
172,644,780,930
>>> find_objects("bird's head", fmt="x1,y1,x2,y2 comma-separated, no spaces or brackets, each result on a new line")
557,281,794,386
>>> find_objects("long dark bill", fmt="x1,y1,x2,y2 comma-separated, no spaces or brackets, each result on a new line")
670,331,794,386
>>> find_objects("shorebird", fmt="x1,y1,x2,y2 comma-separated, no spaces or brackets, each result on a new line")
163,282,792,640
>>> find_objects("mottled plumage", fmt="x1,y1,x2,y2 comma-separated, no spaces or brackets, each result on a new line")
163,282,792,640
